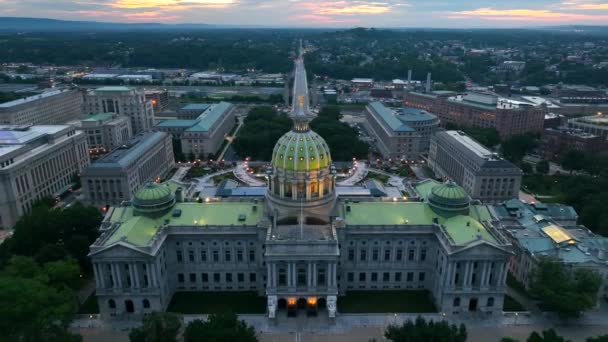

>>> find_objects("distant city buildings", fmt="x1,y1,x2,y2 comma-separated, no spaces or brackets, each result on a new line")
429,131,522,204
155,102,236,159
498,61,526,73
351,78,374,88
365,102,439,161
567,114,608,142
81,132,175,207
83,86,155,134
0,89,83,125
404,91,545,138
80,113,132,154
0,125,89,228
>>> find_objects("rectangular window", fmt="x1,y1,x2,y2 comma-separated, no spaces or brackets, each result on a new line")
395,272,402,281
237,250,244,262
249,273,257,282
213,250,219,262
176,250,183,263
237,273,244,282
383,272,390,282
213,273,220,282
347,272,354,282
408,249,415,261
372,249,379,261
189,273,196,282
371,272,378,282
178,273,184,283
407,272,414,282
420,248,427,261
200,250,207,262
384,249,391,261
201,273,208,282
419,272,426,282
396,249,403,261
359,272,366,282
348,248,355,261
249,250,256,262
188,250,195,262
225,250,231,262
226,273,232,283
360,249,367,261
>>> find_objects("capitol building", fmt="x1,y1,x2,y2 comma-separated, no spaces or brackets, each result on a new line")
88,53,513,319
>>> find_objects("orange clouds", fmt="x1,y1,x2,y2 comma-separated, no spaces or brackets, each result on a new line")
449,7,608,22
111,0,236,10
74,9,179,21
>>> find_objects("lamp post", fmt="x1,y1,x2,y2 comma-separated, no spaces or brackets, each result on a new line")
514,312,519,325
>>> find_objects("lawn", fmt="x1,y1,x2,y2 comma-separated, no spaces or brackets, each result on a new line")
78,292,100,314
338,290,437,313
503,295,526,312
167,291,266,314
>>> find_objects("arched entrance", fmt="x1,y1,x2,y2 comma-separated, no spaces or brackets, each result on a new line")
297,298,307,310
278,298,287,310
318,297,327,309
125,299,135,313
468,298,478,312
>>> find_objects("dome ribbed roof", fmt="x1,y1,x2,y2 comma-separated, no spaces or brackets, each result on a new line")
271,129,331,171
133,183,175,214
428,182,470,217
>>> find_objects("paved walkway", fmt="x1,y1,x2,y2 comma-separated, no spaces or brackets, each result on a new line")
217,119,243,161
234,162,265,186
170,166,190,182
192,168,234,193
368,168,407,192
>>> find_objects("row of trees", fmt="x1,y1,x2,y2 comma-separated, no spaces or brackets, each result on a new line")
129,312,257,342
310,106,369,161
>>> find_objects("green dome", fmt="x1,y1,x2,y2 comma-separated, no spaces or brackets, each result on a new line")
271,129,331,171
133,182,175,214
428,182,470,217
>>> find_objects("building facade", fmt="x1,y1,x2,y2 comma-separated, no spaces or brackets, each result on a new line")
567,115,608,142
0,125,89,228
81,132,175,207
404,91,545,138
0,89,83,125
429,131,522,204
179,102,235,159
541,127,603,160
80,113,132,154
365,102,439,161
83,86,154,134
89,55,513,319
145,90,170,114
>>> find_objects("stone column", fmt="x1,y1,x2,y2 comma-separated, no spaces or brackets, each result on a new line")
462,262,470,288
443,262,452,288
292,185,297,200
115,263,123,288
327,263,332,288
279,181,285,198
93,263,101,288
307,262,312,288
319,181,324,197
134,263,140,288
332,263,337,287
481,262,489,287
128,263,135,288
267,263,272,288
305,181,311,200
312,262,317,288
98,263,106,288
146,264,152,288
500,262,508,287
150,263,158,288
272,263,277,287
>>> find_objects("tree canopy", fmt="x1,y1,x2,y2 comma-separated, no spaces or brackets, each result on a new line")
184,313,257,342
129,312,182,342
384,317,467,342
310,106,369,161
232,106,291,160
530,257,602,319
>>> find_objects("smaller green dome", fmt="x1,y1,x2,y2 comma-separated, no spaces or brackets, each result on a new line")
133,183,175,214
428,182,470,217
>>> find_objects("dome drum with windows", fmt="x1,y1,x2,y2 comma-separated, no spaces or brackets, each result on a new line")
428,182,471,217
132,182,176,214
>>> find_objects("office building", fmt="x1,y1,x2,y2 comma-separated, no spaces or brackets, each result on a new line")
145,90,170,114
429,131,522,203
541,127,603,160
88,54,513,319
176,103,212,120
83,86,154,134
0,125,89,228
80,113,132,154
365,102,439,160
404,91,545,138
0,89,83,125
156,102,235,159
81,132,175,207
567,114,608,141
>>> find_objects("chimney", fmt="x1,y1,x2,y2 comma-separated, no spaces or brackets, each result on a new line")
426,73,432,93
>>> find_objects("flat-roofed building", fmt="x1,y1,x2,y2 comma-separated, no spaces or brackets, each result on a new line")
80,113,132,154
568,114,608,142
81,132,175,206
0,125,90,228
144,90,169,114
404,91,545,138
429,130,522,203
156,102,235,159
176,103,211,120
83,86,154,134
541,127,603,160
365,102,439,161
0,89,83,125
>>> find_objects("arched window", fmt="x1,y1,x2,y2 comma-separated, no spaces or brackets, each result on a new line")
453,297,460,307
143,299,150,309
108,299,116,309
125,299,135,313
487,297,494,307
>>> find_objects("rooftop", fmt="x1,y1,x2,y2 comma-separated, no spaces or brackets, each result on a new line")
0,89,71,109
81,113,115,122
343,202,497,246
0,125,69,145
103,201,264,247
186,102,233,132
181,103,211,111
86,132,167,169
93,86,134,93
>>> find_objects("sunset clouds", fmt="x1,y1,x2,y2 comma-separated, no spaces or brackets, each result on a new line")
1,0,608,27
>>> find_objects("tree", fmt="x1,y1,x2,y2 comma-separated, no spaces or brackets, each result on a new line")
502,133,538,163
561,150,586,172
129,312,182,342
0,256,81,342
501,338,520,342
232,106,292,160
521,162,533,174
587,335,608,342
383,317,466,342
527,329,569,342
530,257,602,319
310,106,369,160
536,160,550,174
184,313,257,342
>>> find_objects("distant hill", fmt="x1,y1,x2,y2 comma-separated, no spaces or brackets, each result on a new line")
0,17,213,32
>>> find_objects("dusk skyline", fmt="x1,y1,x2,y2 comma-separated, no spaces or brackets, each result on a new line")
1,0,608,27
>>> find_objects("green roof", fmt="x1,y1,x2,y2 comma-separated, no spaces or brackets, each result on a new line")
95,86,133,92
133,183,173,203
431,182,468,201
414,179,442,200
186,102,233,132
82,113,114,122
105,202,264,247
156,119,199,128
343,202,496,245
271,129,331,171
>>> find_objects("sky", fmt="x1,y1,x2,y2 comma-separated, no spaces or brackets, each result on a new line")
1,0,608,28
